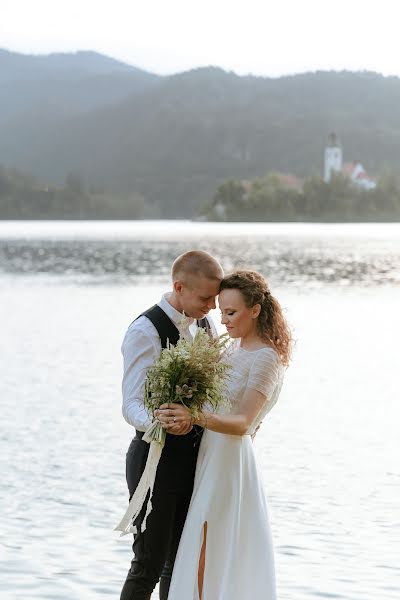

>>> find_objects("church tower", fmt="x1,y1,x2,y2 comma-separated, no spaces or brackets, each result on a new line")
324,132,343,182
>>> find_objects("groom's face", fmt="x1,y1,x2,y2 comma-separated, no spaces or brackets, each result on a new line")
177,275,220,319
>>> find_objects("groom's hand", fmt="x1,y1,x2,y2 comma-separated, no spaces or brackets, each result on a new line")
168,422,193,436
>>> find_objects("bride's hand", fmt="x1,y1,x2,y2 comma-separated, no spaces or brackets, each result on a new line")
155,403,193,435
251,421,262,441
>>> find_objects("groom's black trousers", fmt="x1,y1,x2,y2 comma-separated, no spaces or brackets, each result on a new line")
120,428,202,600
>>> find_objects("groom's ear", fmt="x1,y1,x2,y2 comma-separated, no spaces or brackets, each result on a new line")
173,280,184,295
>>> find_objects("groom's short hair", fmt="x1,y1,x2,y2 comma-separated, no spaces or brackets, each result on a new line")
172,251,224,283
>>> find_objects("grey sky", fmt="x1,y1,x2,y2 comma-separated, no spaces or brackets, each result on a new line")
2,0,400,77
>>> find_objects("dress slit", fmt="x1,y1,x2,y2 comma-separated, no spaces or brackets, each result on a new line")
197,521,208,599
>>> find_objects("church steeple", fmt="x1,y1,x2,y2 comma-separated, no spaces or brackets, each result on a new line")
324,132,343,182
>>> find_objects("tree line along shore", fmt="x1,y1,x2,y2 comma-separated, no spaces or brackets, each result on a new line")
1,164,399,221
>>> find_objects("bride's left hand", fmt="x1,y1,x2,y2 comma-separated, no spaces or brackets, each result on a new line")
155,403,192,434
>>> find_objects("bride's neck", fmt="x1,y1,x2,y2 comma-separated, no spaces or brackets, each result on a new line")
239,331,265,351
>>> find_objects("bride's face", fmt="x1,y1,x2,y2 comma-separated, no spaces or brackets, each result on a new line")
219,288,260,339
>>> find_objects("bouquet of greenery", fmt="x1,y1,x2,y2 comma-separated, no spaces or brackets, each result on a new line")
143,327,231,446
115,328,231,536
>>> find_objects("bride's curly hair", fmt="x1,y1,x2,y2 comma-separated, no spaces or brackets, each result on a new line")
220,270,292,366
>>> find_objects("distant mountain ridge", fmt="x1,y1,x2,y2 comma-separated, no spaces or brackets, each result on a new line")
1,49,400,217
0,48,157,81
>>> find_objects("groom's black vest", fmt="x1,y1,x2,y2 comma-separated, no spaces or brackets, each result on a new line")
125,305,209,498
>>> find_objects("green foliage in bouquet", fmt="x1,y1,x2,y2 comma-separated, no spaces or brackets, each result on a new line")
143,328,231,446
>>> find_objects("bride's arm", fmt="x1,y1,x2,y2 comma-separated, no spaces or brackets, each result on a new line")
156,388,266,437
156,350,281,436
194,388,267,435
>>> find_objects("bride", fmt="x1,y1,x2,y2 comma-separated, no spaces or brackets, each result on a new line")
155,270,292,599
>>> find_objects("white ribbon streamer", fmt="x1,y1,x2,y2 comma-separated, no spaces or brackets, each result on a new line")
114,440,163,537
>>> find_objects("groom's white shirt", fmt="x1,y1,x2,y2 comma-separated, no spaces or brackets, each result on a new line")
121,293,217,432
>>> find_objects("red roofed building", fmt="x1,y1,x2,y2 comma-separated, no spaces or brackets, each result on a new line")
342,161,377,190
274,173,304,191
324,133,376,190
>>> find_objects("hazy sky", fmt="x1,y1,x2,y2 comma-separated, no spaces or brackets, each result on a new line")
2,0,400,77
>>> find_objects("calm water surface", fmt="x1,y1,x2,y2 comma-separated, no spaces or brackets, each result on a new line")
0,221,399,600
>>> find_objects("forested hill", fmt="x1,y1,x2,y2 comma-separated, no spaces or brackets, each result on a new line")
1,49,400,217
0,49,161,121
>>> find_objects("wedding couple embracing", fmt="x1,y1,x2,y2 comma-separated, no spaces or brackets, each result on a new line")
118,250,292,600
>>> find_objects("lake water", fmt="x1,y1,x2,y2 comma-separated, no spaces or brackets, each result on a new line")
0,221,399,600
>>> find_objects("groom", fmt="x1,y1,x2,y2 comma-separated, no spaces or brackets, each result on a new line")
120,250,223,600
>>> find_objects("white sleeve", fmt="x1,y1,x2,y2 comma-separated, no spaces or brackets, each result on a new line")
233,350,281,431
247,349,280,400
121,319,160,431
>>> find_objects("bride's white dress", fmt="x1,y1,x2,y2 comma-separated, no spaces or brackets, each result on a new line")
168,345,284,600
